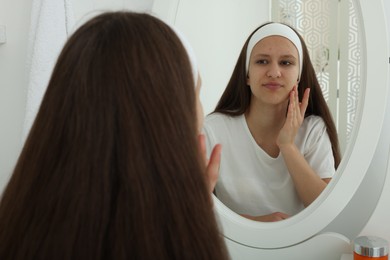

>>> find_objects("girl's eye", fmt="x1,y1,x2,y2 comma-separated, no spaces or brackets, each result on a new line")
281,60,293,66
255,59,267,64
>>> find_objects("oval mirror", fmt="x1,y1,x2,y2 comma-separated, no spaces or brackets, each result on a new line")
152,0,389,249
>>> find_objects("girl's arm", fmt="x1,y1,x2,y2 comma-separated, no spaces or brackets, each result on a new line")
277,87,330,207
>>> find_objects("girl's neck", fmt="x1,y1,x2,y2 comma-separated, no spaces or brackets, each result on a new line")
245,101,288,134
244,102,288,158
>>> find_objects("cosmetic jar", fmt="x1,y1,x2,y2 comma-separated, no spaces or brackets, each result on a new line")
354,236,389,260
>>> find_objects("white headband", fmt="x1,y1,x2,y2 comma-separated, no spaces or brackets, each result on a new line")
245,23,303,79
170,26,199,87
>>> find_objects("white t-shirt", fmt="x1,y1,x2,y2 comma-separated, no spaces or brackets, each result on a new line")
203,113,335,216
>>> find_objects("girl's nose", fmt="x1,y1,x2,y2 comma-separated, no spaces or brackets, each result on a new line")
266,63,281,78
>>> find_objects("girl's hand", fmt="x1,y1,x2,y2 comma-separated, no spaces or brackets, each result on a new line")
241,212,290,222
277,86,310,148
198,134,222,193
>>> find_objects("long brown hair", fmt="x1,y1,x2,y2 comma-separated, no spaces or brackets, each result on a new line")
214,22,341,168
0,12,228,260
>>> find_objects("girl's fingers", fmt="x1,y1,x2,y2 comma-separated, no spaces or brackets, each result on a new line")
291,86,310,121
289,88,297,124
300,88,310,118
198,134,207,164
207,144,222,193
294,85,299,107
198,133,222,193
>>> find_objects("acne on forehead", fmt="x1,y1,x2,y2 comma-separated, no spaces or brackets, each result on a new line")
252,36,299,58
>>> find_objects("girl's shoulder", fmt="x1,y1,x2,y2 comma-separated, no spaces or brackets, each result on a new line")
299,115,328,144
204,112,243,127
303,115,326,130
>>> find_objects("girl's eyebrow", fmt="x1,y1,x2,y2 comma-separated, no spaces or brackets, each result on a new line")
280,55,297,60
252,53,270,58
252,53,297,60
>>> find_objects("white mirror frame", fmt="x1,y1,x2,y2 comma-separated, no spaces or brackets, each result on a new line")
152,0,390,249
212,0,389,248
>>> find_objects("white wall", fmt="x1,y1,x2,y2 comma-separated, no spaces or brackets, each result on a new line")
72,0,154,26
359,0,390,244
0,0,32,189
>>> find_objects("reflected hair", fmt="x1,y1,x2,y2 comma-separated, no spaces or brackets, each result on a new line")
0,12,228,260
213,22,341,168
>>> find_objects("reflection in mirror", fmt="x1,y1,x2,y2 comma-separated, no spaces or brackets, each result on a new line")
153,0,390,252
272,0,362,155
202,0,362,221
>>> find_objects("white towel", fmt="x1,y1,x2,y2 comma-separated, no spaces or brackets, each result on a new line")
23,0,74,141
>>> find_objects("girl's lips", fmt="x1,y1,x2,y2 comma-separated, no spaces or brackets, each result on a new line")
263,82,282,90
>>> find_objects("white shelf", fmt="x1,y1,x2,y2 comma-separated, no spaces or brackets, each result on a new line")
340,253,353,260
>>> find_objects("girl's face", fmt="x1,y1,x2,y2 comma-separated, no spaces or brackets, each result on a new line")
246,35,300,107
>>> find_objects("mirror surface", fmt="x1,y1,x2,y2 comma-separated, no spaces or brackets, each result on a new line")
168,0,363,219
153,0,389,249
161,0,362,156
271,0,363,155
